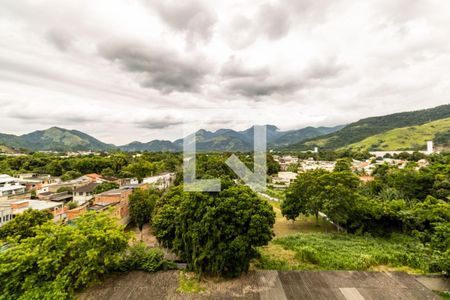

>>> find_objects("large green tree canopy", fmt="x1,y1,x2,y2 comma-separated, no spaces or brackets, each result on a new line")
153,185,275,277
0,212,131,299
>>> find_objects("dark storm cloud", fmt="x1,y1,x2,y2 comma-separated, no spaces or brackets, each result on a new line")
135,117,183,129
98,40,210,93
45,29,72,51
144,0,216,43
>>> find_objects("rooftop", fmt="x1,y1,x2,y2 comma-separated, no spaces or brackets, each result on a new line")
74,182,100,193
0,199,63,213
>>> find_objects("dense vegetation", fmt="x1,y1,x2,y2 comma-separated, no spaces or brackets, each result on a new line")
0,211,173,299
348,117,450,151
0,127,114,152
0,152,182,181
153,185,276,277
1,146,449,298
129,188,160,239
286,104,450,150
257,233,432,272
281,152,450,274
0,209,52,241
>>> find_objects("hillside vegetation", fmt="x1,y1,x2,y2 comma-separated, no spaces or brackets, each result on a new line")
348,117,450,151
286,104,450,150
0,127,115,152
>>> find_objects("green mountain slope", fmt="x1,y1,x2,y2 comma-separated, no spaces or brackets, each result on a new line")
0,144,19,154
285,104,450,151
0,127,115,152
119,140,181,152
347,117,450,151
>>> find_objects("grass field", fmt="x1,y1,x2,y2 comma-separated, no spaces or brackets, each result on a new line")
270,202,336,237
347,117,450,151
255,233,432,274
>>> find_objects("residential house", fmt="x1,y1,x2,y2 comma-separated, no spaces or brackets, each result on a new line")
0,207,13,228
0,174,26,198
38,177,89,194
66,204,89,221
92,188,132,225
73,182,99,205
299,160,336,172
275,155,300,171
14,173,60,191
38,191,73,203
142,173,175,189
0,199,65,226
272,171,298,186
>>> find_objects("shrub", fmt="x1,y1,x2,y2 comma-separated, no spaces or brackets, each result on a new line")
118,242,176,272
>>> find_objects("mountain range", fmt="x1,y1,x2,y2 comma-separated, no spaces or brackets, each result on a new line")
0,125,343,153
1,104,449,153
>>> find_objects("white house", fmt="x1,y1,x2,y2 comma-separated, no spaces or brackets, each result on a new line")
0,199,65,227
0,207,13,227
73,182,100,205
142,173,176,189
272,171,298,186
0,174,26,197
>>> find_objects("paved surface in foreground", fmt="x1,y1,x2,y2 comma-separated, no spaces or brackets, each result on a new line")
78,270,440,300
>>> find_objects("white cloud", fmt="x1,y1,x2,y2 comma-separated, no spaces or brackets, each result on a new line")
0,0,449,144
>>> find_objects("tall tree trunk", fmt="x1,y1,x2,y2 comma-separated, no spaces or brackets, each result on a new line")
315,211,319,226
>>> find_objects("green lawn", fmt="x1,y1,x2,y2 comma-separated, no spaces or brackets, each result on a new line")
255,233,432,274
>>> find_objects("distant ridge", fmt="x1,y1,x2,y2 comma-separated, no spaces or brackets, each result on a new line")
284,104,450,151
1,104,449,152
0,124,342,152
0,127,115,152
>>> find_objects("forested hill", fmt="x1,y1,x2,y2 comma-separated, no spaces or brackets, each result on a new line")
347,117,450,151
285,104,450,151
0,127,115,152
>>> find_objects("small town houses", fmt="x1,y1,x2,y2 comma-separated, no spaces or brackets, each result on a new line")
271,154,431,188
0,172,176,228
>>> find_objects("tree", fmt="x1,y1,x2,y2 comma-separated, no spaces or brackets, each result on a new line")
60,170,82,181
67,201,78,210
267,154,281,175
283,170,361,229
319,171,360,230
334,158,352,172
0,209,52,241
129,188,158,240
153,185,275,277
0,212,131,299
283,169,328,225
101,167,115,177
93,182,119,194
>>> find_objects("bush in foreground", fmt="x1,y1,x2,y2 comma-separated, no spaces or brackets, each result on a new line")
0,211,174,299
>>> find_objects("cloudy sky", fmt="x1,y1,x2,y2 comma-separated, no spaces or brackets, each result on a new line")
0,0,449,145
